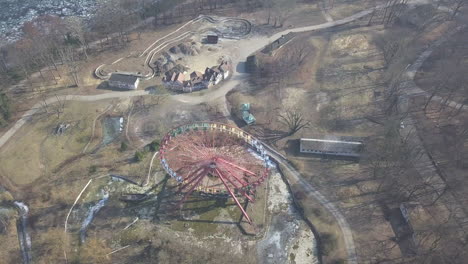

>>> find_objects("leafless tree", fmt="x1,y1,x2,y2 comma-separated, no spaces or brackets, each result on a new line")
278,108,310,136
79,237,112,264
261,0,297,27
40,94,66,119
58,46,80,87
64,16,89,60
450,0,466,20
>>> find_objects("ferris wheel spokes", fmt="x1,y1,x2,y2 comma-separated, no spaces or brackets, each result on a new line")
215,168,252,224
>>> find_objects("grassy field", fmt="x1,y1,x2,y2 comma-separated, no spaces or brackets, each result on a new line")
0,100,113,185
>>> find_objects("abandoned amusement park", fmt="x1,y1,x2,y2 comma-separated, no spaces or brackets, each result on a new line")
0,0,467,263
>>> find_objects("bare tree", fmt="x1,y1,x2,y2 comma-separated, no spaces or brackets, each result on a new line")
278,108,310,136
40,94,66,119
261,0,297,27
450,0,466,20
35,228,70,263
79,237,112,264
58,46,80,87
64,16,89,60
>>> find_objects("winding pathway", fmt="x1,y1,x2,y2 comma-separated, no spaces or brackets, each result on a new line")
0,4,416,263
398,24,468,235
266,147,358,263
0,5,385,152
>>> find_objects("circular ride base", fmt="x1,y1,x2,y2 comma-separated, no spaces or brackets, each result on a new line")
159,122,269,223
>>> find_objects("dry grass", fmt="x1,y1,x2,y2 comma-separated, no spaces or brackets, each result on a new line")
0,100,113,185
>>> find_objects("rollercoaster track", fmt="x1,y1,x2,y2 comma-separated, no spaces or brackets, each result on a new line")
3,3,456,262
145,30,195,66
95,15,252,80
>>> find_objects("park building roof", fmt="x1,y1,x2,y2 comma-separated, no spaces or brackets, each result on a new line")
108,73,139,90
300,137,364,158
108,73,139,85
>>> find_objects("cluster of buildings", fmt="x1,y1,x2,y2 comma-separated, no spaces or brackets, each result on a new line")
163,60,232,93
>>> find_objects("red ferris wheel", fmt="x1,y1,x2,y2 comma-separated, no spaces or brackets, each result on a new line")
159,122,270,223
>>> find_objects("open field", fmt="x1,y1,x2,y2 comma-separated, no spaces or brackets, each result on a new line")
0,100,114,185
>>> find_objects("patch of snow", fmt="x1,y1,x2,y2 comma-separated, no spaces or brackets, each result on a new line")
80,190,109,243
267,172,292,213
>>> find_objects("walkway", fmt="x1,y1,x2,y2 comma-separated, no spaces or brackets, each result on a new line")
0,4,417,263
0,5,386,151
265,146,358,264
398,25,468,235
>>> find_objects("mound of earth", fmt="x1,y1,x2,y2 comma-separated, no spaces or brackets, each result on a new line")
178,42,201,56
162,61,176,72
169,45,180,54
332,34,371,57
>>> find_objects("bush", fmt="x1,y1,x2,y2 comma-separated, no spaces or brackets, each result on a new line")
320,232,337,256
134,151,146,162
88,165,97,174
120,141,128,152
148,140,160,152
0,93,11,125
118,226,150,245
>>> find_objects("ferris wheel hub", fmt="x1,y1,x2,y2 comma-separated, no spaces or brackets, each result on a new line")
159,122,270,224
209,161,217,169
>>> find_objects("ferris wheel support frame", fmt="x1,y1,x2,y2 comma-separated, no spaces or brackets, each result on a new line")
159,122,270,225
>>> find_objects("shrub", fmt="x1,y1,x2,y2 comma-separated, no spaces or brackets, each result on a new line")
134,151,146,162
0,93,11,124
120,141,128,152
320,232,337,256
88,165,97,174
148,140,160,152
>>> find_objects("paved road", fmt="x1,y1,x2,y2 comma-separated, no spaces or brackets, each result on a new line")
0,5,386,151
173,5,387,104
0,4,427,263
0,9,384,263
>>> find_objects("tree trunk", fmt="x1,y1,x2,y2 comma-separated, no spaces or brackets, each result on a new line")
368,10,376,26
267,8,271,24
424,90,437,113
451,1,465,20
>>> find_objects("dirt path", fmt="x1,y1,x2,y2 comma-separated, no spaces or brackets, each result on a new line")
398,25,468,235
0,4,392,152
404,25,468,111
0,7,393,264
0,5,428,264
265,146,358,264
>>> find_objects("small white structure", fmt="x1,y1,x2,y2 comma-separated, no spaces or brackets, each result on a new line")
218,61,230,79
108,73,140,90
